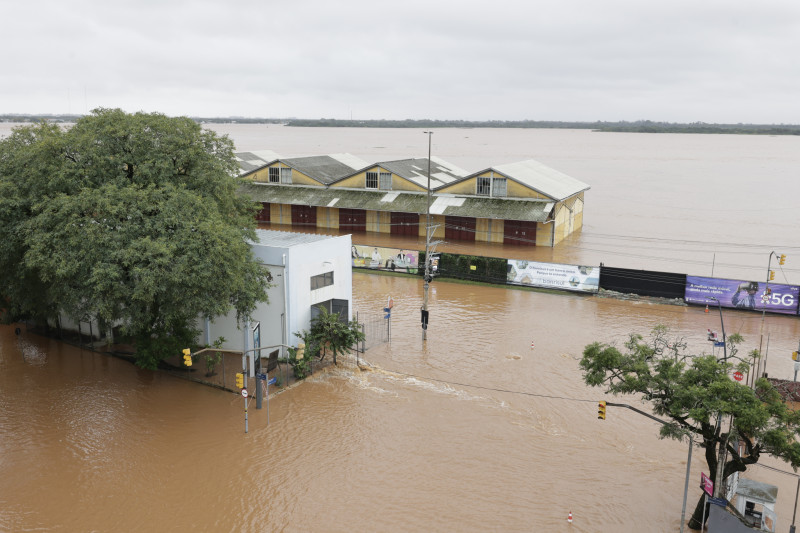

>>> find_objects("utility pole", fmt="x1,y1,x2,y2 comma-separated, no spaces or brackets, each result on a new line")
757,251,782,380
422,131,433,341
708,297,729,499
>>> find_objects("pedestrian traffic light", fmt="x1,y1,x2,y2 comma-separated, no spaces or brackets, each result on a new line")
598,401,606,420
182,348,192,366
779,254,786,265
769,270,775,281
235,372,244,389
421,309,429,330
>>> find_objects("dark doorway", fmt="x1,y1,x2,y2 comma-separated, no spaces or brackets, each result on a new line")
255,202,270,223
445,216,476,242
291,205,317,229
390,212,419,237
339,208,367,233
503,220,537,246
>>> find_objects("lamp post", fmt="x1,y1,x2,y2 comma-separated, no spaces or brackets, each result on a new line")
707,296,729,500
707,297,728,364
757,251,782,380
422,131,433,341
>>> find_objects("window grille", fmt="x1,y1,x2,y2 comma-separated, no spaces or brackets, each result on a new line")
366,172,378,189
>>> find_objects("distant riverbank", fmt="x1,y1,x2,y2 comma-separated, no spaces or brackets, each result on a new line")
3,115,800,135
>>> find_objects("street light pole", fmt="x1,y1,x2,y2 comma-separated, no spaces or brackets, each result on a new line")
757,251,780,380
708,297,729,499
422,131,433,341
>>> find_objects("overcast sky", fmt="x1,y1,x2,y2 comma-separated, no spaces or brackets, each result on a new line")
3,0,800,123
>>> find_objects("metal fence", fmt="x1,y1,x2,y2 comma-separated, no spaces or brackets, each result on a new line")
354,310,390,353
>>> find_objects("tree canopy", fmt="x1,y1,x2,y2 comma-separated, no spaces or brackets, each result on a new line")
580,325,800,530
0,108,271,368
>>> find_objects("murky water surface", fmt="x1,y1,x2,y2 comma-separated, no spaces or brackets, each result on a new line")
1,125,799,532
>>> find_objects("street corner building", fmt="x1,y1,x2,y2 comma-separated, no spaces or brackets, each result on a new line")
196,229,353,366
235,150,590,247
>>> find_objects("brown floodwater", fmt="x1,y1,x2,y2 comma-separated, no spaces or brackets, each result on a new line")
3,271,800,532
1,124,799,531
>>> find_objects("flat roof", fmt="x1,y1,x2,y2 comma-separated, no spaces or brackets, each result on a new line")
252,229,337,248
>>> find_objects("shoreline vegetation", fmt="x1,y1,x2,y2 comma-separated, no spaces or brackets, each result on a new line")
2,114,800,135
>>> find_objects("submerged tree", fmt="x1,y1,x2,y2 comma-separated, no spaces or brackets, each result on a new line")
0,109,271,369
580,325,800,530
295,305,365,367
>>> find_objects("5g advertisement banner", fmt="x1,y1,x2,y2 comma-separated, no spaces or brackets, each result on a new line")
507,260,600,293
685,276,800,315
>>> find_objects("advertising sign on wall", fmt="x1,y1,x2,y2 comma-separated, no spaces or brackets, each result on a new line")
352,245,419,273
507,260,600,293
685,276,800,315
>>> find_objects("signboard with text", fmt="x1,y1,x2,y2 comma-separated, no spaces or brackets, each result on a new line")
685,276,799,315
506,260,600,293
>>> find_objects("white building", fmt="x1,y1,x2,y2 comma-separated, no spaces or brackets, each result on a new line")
197,230,353,374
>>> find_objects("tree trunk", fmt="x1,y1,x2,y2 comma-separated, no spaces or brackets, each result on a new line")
687,493,710,530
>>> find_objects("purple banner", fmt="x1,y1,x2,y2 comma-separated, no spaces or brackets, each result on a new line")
685,276,800,315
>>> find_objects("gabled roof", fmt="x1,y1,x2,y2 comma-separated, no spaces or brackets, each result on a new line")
282,154,369,185
456,159,590,201
235,150,282,175
367,157,468,189
235,152,368,184
240,182,553,222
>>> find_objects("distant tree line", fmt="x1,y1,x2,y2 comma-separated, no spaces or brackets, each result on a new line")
282,118,800,135
3,114,799,135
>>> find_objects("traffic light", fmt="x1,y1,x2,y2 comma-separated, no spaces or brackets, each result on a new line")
779,254,786,265
182,348,192,367
769,270,775,281
598,401,606,420
421,309,429,330
793,351,798,362
235,372,244,389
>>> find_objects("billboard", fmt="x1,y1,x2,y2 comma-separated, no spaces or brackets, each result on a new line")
352,245,419,273
507,260,600,293
685,276,800,315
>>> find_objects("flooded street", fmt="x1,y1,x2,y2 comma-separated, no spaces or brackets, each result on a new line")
3,271,800,532
2,124,799,531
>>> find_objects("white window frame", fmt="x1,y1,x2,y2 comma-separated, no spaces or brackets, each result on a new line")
379,172,392,190
476,176,491,196
476,176,507,197
492,177,507,197
269,167,280,183
280,167,292,184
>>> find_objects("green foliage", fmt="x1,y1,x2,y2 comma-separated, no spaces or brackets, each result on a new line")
581,325,800,529
288,334,315,380
0,109,272,368
294,305,365,367
419,251,507,284
204,337,226,377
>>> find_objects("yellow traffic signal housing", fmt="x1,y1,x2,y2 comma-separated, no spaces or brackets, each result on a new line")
598,401,607,420
182,348,192,367
235,372,244,389
769,270,775,281
780,254,786,265
794,351,798,362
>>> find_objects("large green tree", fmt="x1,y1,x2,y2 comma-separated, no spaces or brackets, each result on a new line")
0,109,271,368
580,325,800,530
